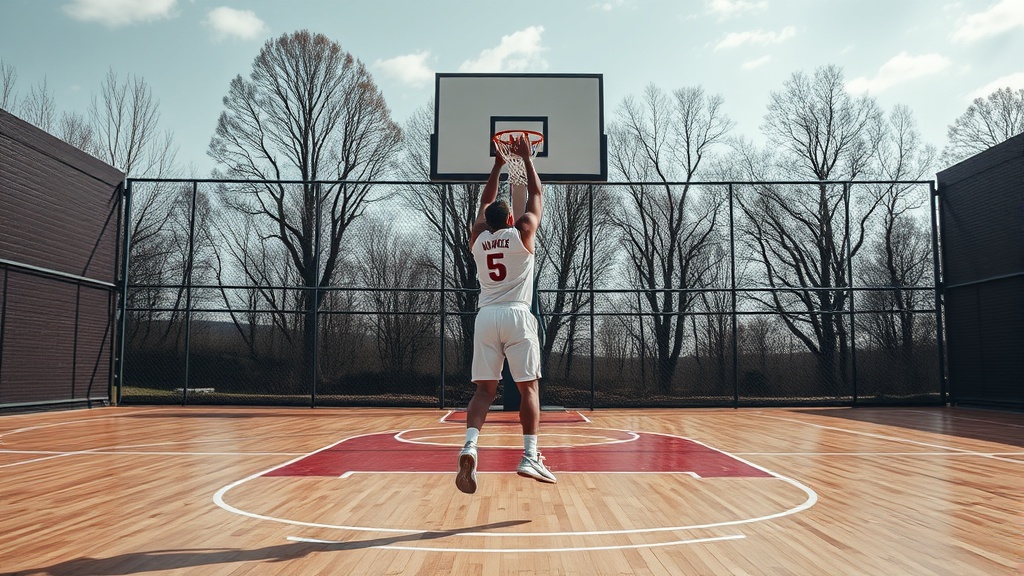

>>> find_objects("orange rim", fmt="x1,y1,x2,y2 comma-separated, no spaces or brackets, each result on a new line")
492,129,545,146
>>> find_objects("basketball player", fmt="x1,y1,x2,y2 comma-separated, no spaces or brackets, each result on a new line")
456,134,555,494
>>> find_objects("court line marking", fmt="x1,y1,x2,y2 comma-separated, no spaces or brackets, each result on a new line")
0,408,337,469
212,427,818,539
5,449,1020,459
887,409,1024,428
0,407,172,444
337,470,703,479
439,409,592,425
285,533,746,553
394,428,639,448
755,414,1024,465
0,449,307,456
0,435,316,469
735,452,1024,457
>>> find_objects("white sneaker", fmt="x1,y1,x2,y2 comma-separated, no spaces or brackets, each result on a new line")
517,452,556,484
456,441,478,494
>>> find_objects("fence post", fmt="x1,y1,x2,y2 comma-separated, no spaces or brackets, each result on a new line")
845,183,859,405
589,183,596,411
114,180,134,406
439,184,447,409
729,183,738,408
181,181,198,405
311,181,322,408
930,180,947,404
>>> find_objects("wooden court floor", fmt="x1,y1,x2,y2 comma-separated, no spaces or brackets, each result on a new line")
0,405,1020,576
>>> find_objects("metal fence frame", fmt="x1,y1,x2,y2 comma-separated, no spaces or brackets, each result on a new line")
115,178,945,408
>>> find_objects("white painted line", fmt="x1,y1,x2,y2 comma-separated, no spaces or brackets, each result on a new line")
214,430,423,535
334,470,703,478
889,409,1024,428
214,426,818,539
393,428,639,448
286,533,746,552
0,450,306,456
438,410,589,425
0,407,173,442
736,452,1024,457
755,414,1024,465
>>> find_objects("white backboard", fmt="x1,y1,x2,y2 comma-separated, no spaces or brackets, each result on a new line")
431,73,606,182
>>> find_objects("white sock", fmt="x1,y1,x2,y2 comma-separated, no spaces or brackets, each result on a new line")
465,427,480,445
524,434,538,458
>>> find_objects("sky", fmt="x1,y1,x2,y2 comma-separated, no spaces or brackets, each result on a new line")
2,0,1023,176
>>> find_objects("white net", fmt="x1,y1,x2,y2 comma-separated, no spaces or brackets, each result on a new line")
494,131,541,188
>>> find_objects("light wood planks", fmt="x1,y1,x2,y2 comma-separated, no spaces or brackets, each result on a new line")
0,406,1021,575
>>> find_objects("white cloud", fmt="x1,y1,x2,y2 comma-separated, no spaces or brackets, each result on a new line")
589,0,634,11
714,26,795,50
63,0,177,27
204,7,266,41
706,0,768,20
374,52,434,87
966,72,1024,100
846,52,952,95
742,55,771,70
950,0,1024,43
459,26,548,73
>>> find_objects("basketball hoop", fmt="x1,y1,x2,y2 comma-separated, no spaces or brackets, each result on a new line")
492,129,544,187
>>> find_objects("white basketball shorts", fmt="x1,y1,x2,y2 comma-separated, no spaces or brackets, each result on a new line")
472,304,542,383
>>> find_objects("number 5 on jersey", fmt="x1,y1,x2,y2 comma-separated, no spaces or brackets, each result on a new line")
487,252,506,281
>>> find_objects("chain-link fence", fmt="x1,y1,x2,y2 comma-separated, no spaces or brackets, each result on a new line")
116,178,942,408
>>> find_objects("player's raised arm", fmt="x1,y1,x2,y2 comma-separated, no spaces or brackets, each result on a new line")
512,134,543,251
471,152,505,246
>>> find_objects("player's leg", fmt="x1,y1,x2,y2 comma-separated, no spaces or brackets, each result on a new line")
458,379,497,495
459,309,504,494
513,378,555,483
466,380,498,432
504,309,556,484
517,379,540,436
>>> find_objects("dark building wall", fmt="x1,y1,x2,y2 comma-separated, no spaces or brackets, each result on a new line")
0,109,124,409
936,133,1024,409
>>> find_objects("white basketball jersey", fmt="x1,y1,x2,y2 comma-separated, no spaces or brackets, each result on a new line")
473,227,535,309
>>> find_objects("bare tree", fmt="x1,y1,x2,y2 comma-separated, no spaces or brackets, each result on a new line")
396,103,480,372
19,78,56,132
689,239,733,392
213,209,300,362
1,59,17,111
607,84,732,393
534,183,616,380
596,312,634,380
354,217,438,383
732,64,887,393
158,184,218,346
208,30,402,388
56,111,95,152
90,68,182,276
91,69,178,178
763,66,883,181
738,316,789,373
941,87,1024,166
859,216,933,350
89,68,186,353
855,106,936,391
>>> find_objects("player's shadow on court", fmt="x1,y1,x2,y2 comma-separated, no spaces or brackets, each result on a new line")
0,520,530,576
